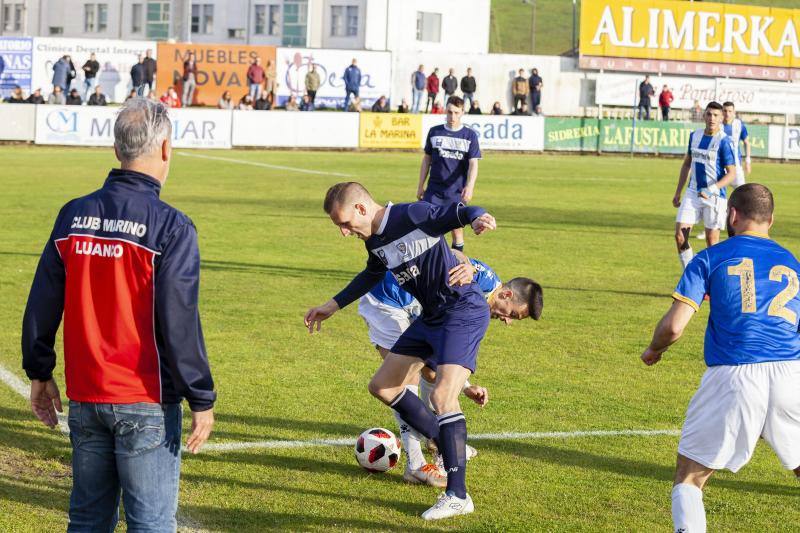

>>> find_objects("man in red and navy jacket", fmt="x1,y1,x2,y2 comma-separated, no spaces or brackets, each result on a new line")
21,98,215,531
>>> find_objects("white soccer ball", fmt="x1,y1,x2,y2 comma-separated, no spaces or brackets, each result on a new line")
354,427,402,473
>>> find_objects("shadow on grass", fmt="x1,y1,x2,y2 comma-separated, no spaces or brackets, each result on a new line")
0,405,71,456
208,414,365,442
0,474,70,514
200,259,355,280
484,439,798,498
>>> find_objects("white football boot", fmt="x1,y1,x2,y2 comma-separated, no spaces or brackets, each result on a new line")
421,492,474,520
403,463,447,488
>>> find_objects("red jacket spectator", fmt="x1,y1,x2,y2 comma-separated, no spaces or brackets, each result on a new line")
161,87,181,108
426,73,440,94
247,62,265,84
659,89,673,108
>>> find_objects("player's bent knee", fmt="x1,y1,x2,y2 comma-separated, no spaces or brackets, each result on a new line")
367,378,396,404
674,454,714,488
420,366,436,383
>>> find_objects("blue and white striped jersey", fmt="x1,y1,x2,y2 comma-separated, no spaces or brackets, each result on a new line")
334,201,487,317
686,129,736,198
723,119,749,164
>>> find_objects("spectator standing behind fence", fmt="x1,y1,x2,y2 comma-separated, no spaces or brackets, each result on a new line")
87,86,107,106
690,100,704,122
460,67,476,109
131,55,146,97
265,59,277,99
528,68,542,114
217,90,233,110
305,64,320,105
52,55,73,92
143,49,157,93
66,88,82,105
81,53,100,102
442,68,458,101
512,68,527,112
371,95,390,113
182,52,198,107
659,85,674,121
22,98,216,532
411,65,426,113
27,88,45,104
247,57,265,101
425,68,440,112
343,58,361,111
638,75,655,120
48,86,65,105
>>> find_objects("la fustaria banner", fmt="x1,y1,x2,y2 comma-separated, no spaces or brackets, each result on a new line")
580,0,800,69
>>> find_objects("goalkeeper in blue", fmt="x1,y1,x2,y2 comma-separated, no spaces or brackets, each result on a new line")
304,182,496,520
642,183,800,533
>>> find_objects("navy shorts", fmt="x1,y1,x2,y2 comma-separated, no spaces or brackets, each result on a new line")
390,295,490,373
423,189,462,207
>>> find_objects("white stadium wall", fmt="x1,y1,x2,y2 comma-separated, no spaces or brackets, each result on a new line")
0,105,36,141
231,111,359,148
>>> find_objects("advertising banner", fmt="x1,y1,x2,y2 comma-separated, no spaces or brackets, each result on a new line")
595,74,716,110
768,126,800,159
32,38,156,103
421,115,545,151
0,37,33,99
544,118,768,156
156,43,276,107
35,106,232,149
276,47,392,109
715,78,800,115
233,111,359,148
581,0,800,69
360,113,422,149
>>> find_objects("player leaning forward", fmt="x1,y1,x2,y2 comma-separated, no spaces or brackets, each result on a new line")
673,101,736,269
305,182,496,520
643,183,800,532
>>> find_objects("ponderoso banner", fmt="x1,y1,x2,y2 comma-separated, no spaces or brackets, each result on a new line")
581,0,800,70
157,43,276,107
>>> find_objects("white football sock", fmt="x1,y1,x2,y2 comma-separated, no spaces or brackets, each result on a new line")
419,378,435,412
679,248,694,269
671,483,706,533
393,385,426,470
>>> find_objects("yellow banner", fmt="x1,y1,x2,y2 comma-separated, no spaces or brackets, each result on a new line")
359,113,422,149
580,0,800,68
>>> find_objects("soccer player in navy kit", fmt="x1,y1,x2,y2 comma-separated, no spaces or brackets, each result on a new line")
305,182,496,520
642,184,800,532
417,96,481,253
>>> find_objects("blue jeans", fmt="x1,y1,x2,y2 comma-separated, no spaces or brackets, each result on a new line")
249,82,262,101
135,84,146,97
83,77,98,102
412,88,424,113
67,401,182,533
462,92,474,109
344,89,358,111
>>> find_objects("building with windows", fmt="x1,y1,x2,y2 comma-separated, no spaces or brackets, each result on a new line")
0,0,489,53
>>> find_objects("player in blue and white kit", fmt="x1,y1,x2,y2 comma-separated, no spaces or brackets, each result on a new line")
722,101,751,189
417,96,481,253
358,258,543,487
642,184,800,532
673,101,736,269
305,182,496,520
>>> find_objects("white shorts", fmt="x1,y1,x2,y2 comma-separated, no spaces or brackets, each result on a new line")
357,293,422,351
678,360,800,473
676,192,727,230
732,164,746,188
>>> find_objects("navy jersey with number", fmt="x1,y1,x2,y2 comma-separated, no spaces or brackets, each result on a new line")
424,124,481,197
673,232,800,366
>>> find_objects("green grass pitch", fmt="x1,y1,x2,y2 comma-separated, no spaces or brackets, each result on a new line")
1,146,799,531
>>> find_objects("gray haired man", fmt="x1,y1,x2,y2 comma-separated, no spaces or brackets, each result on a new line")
22,98,216,531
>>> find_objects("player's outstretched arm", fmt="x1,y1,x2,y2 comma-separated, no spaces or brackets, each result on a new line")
674,154,691,207
641,300,696,365
417,154,431,200
471,213,496,235
304,299,340,334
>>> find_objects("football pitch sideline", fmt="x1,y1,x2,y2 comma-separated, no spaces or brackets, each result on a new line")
1,146,799,531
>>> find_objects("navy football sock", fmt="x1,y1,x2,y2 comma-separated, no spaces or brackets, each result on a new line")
389,388,440,444
438,412,467,499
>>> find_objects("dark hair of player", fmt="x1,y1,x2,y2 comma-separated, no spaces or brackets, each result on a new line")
705,101,724,111
504,277,544,320
728,183,773,224
323,182,371,214
722,101,735,108
446,96,465,109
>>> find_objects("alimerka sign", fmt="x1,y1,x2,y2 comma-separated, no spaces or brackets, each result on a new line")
580,0,800,69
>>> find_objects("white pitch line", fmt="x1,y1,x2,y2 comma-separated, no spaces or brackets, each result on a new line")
178,151,355,177
200,428,680,452
0,362,69,435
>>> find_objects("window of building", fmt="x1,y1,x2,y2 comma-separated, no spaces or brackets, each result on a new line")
84,4,96,32
49,26,64,35
416,11,441,43
3,3,24,32
331,5,358,37
98,4,108,32
282,0,307,46
254,4,280,36
132,3,142,33
146,1,170,40
228,28,245,39
191,3,213,34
